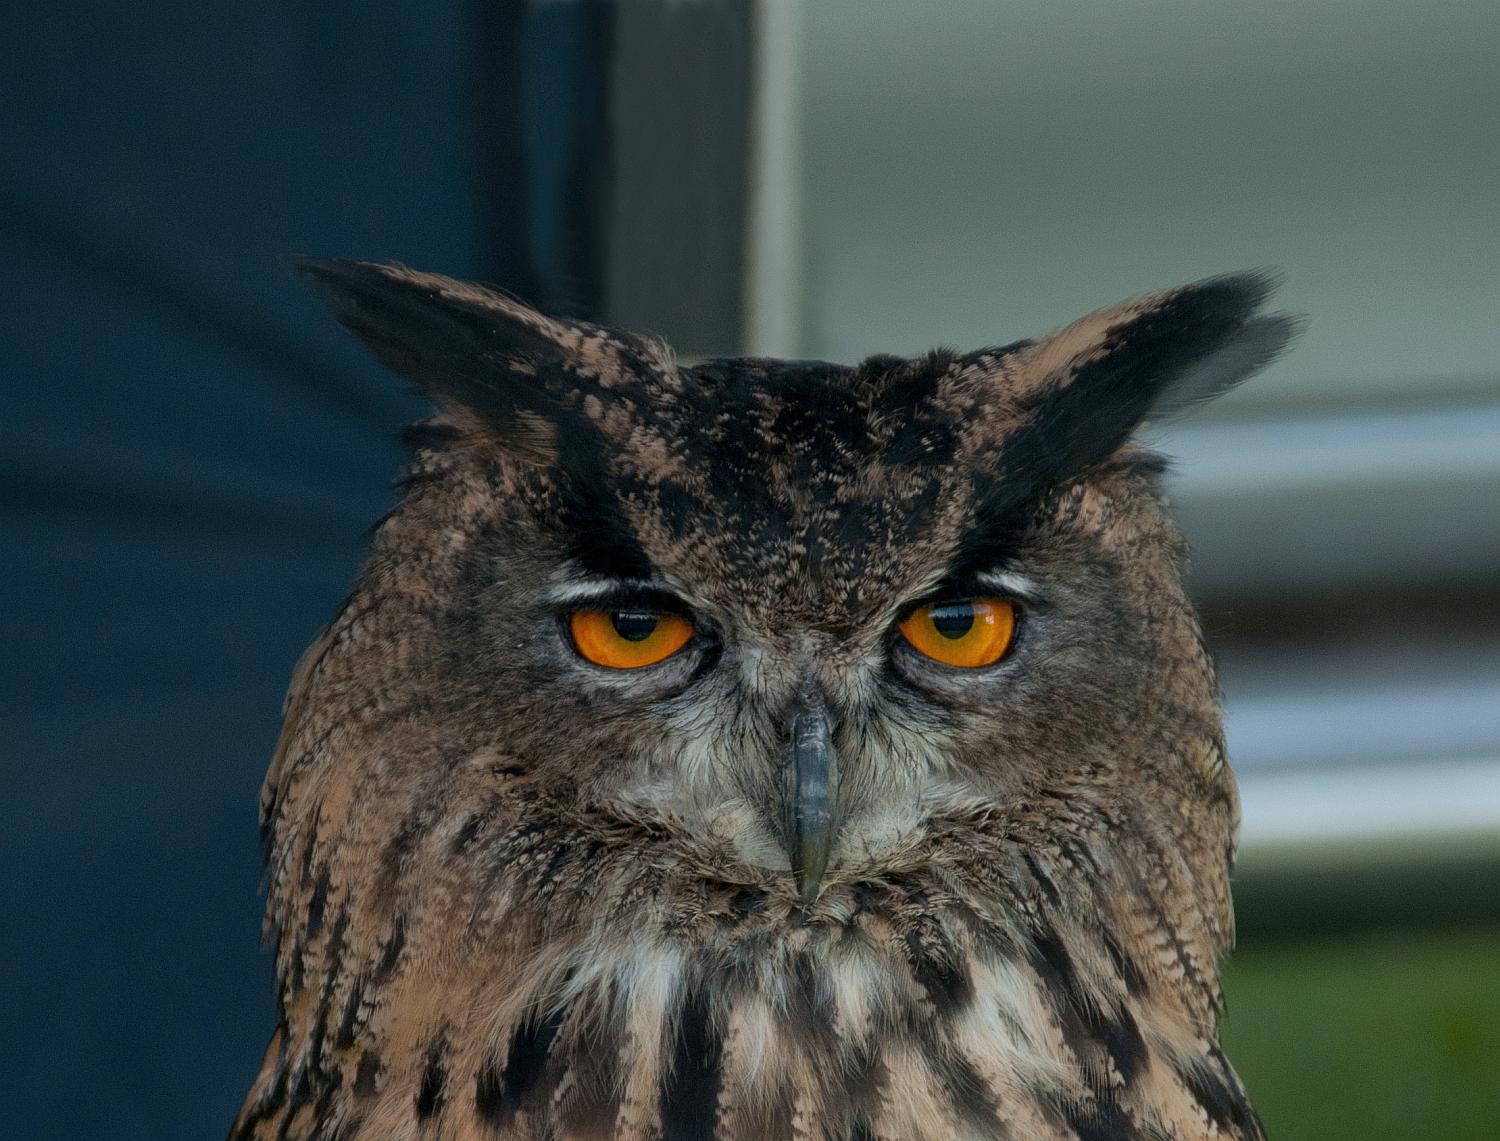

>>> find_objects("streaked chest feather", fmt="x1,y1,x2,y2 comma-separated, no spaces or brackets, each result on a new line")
234,845,1261,1141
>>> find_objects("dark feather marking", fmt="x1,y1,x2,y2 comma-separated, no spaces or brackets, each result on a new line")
473,1065,504,1124
353,1051,380,1098
660,982,723,1141
1062,1103,1140,1139
924,1045,1004,1136
1094,1003,1150,1085
851,880,892,915
1028,926,1150,1086
476,818,565,909
376,811,424,901
554,428,656,581
1023,852,1062,906
1052,1094,1140,1141
902,924,974,1016
305,872,330,942
835,1044,889,1141
730,889,765,919
1102,931,1149,997
335,974,367,1049
371,914,407,983
1026,928,1084,1008
416,1042,447,1119
475,1002,567,1126
1180,1046,1264,1139
316,904,350,1004
783,950,839,1055
642,474,713,546
400,418,464,453
1026,927,1114,1090
278,1066,314,1139
298,824,320,887
305,902,352,1086
946,897,1021,960
451,808,497,854
881,410,958,469
266,1037,294,1126
945,486,1049,584
537,832,578,893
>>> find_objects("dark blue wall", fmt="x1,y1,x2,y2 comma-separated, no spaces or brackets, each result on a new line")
0,3,540,1135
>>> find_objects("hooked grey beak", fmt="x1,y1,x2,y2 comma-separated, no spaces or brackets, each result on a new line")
782,690,839,903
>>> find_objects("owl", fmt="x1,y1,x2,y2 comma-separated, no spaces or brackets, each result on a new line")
232,261,1296,1141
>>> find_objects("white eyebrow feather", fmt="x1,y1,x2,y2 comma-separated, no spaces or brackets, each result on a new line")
544,575,726,624
542,578,663,607
973,570,1042,600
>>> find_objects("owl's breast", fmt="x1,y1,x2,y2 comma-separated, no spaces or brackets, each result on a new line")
404,871,1262,1141
242,788,1255,1140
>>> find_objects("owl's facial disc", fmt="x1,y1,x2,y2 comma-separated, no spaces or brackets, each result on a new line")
544,565,1045,897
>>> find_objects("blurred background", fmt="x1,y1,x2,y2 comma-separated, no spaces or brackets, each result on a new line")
2,1,1496,1137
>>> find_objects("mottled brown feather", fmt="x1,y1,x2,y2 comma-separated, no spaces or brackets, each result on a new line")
233,264,1294,1140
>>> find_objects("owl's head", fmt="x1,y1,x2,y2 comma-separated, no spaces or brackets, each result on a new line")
294,261,1294,907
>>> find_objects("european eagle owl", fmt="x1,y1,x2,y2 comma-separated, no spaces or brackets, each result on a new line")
233,261,1296,1140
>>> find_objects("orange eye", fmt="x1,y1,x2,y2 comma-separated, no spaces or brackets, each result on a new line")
568,609,694,669
898,598,1016,669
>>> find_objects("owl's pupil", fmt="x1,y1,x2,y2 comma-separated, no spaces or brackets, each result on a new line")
611,611,659,642
931,602,975,639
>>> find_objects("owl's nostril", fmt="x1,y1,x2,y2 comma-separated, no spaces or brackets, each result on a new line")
782,689,840,903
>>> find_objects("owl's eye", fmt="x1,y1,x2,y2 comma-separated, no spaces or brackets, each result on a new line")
568,609,694,669
898,598,1017,669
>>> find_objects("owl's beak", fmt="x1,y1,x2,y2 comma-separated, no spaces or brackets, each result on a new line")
783,689,839,903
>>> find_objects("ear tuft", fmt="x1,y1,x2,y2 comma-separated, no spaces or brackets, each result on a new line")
297,257,566,391
1146,310,1302,419
1133,272,1302,421
977,271,1300,490
297,258,591,463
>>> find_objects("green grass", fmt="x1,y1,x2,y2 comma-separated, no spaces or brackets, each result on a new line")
1220,927,1500,1140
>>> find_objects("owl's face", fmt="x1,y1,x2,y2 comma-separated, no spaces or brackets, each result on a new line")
300,262,1294,906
